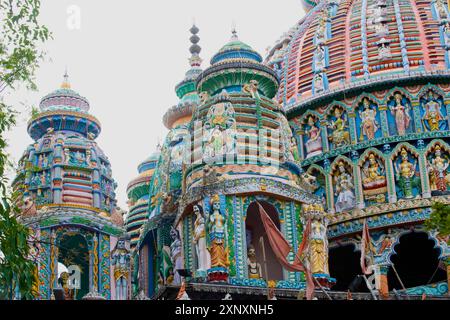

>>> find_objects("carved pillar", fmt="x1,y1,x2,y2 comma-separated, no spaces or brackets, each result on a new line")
320,119,330,152
418,152,431,198
385,155,397,203
378,105,389,137
298,130,305,160
352,157,365,209
348,112,358,144
412,101,423,133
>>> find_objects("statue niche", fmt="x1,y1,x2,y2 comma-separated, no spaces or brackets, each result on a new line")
360,152,387,204
357,98,381,141
203,102,236,161
303,115,323,158
332,161,356,213
327,106,350,149
427,144,450,195
387,93,413,136
394,148,421,199
420,90,447,132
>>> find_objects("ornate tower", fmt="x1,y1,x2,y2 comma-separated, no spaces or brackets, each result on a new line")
13,73,127,300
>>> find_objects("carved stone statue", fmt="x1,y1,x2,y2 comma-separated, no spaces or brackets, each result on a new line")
395,148,420,199
193,204,211,273
359,98,379,141
170,227,183,285
310,215,329,275
247,245,262,279
422,91,445,132
328,107,350,147
304,116,323,158
111,238,131,300
428,145,450,192
334,161,356,213
390,93,411,135
361,153,387,201
208,195,229,269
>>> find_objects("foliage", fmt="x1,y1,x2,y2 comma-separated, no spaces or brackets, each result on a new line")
0,0,51,299
425,202,450,242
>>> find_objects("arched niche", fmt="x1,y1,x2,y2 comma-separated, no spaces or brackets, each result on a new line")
387,231,447,290
305,165,327,200
326,103,352,150
331,157,357,213
354,95,382,142
391,144,422,200
358,150,388,206
386,91,414,136
245,201,284,281
425,141,450,195
419,88,448,132
301,112,323,159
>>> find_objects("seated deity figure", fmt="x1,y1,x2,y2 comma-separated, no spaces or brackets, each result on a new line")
422,91,445,132
328,107,350,148
193,204,211,273
359,98,379,141
304,116,323,158
111,238,131,300
208,196,229,269
334,161,356,213
428,145,450,192
395,148,420,199
247,245,262,279
362,153,387,190
390,93,411,135
170,227,183,285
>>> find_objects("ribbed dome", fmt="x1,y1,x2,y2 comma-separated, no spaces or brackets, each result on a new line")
39,87,90,113
267,0,450,110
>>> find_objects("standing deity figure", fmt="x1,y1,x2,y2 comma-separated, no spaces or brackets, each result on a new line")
289,137,300,161
313,73,325,93
422,92,444,132
170,227,183,285
208,195,229,269
304,116,323,158
58,272,74,300
247,245,263,279
395,148,420,199
328,108,350,148
310,214,329,275
359,98,379,141
428,145,450,192
111,238,131,300
64,148,71,164
443,21,450,49
390,94,411,135
437,0,448,20
86,149,92,167
314,43,326,71
193,204,211,273
334,161,356,213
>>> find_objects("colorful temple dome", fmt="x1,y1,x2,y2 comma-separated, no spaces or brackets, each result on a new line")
14,73,118,218
266,0,450,112
197,30,279,98
126,152,160,250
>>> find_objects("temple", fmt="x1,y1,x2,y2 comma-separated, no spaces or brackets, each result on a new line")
13,0,450,300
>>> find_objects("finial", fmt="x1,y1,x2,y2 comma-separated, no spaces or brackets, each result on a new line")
189,23,202,68
61,67,71,89
231,21,238,41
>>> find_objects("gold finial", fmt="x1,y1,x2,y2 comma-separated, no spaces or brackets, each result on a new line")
211,194,220,204
61,68,71,89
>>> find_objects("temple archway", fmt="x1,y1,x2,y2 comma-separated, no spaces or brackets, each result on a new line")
245,201,284,281
329,244,368,292
388,231,447,290
140,230,158,298
57,233,89,300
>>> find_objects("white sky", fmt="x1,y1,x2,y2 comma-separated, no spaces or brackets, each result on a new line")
4,0,305,209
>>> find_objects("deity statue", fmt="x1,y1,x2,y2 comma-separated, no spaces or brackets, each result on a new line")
362,153,387,191
422,91,445,132
328,107,350,148
86,149,92,167
334,161,356,213
289,137,300,161
313,73,325,93
395,148,421,199
58,272,74,300
437,0,448,20
359,98,379,141
390,93,411,135
443,21,450,49
111,238,131,300
304,116,323,158
170,227,183,285
193,204,211,273
310,216,329,275
428,145,450,192
247,245,263,279
64,148,70,164
208,195,229,269
378,39,391,60
314,43,326,71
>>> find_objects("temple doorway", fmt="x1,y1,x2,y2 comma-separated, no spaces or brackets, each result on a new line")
245,201,284,281
141,231,158,297
329,244,368,292
388,231,447,290
57,234,89,300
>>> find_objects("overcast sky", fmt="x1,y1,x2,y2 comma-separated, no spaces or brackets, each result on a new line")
5,0,305,209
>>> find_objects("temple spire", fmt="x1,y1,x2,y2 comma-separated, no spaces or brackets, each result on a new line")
61,67,71,89
231,22,238,41
189,24,202,68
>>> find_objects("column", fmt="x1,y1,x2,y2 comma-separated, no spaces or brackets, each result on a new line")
378,106,389,137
